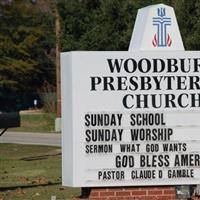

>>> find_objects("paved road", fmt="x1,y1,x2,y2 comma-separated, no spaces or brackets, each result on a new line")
0,131,61,146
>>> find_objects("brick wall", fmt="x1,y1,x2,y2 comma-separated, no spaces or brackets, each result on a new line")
73,186,200,200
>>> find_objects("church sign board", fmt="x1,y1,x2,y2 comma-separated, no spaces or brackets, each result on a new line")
61,4,200,187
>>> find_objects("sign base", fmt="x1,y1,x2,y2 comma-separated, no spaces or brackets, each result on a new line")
72,186,200,200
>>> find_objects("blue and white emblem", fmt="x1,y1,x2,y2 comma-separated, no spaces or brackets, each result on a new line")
152,8,172,47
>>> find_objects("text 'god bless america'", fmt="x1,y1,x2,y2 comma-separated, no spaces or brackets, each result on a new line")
90,57,200,109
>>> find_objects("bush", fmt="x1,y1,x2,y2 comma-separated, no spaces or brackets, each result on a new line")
38,81,56,113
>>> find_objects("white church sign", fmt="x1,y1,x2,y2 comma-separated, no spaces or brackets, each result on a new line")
61,4,200,187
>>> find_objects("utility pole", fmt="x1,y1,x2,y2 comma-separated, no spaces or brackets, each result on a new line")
55,5,61,117
50,0,61,132
55,3,61,132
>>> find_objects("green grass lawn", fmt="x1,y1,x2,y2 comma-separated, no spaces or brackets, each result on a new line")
0,143,80,200
10,111,56,133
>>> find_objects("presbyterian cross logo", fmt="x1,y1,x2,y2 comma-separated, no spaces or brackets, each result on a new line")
152,8,172,47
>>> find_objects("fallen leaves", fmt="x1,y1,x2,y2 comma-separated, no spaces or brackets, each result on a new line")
31,176,49,185
14,188,26,197
18,176,29,183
